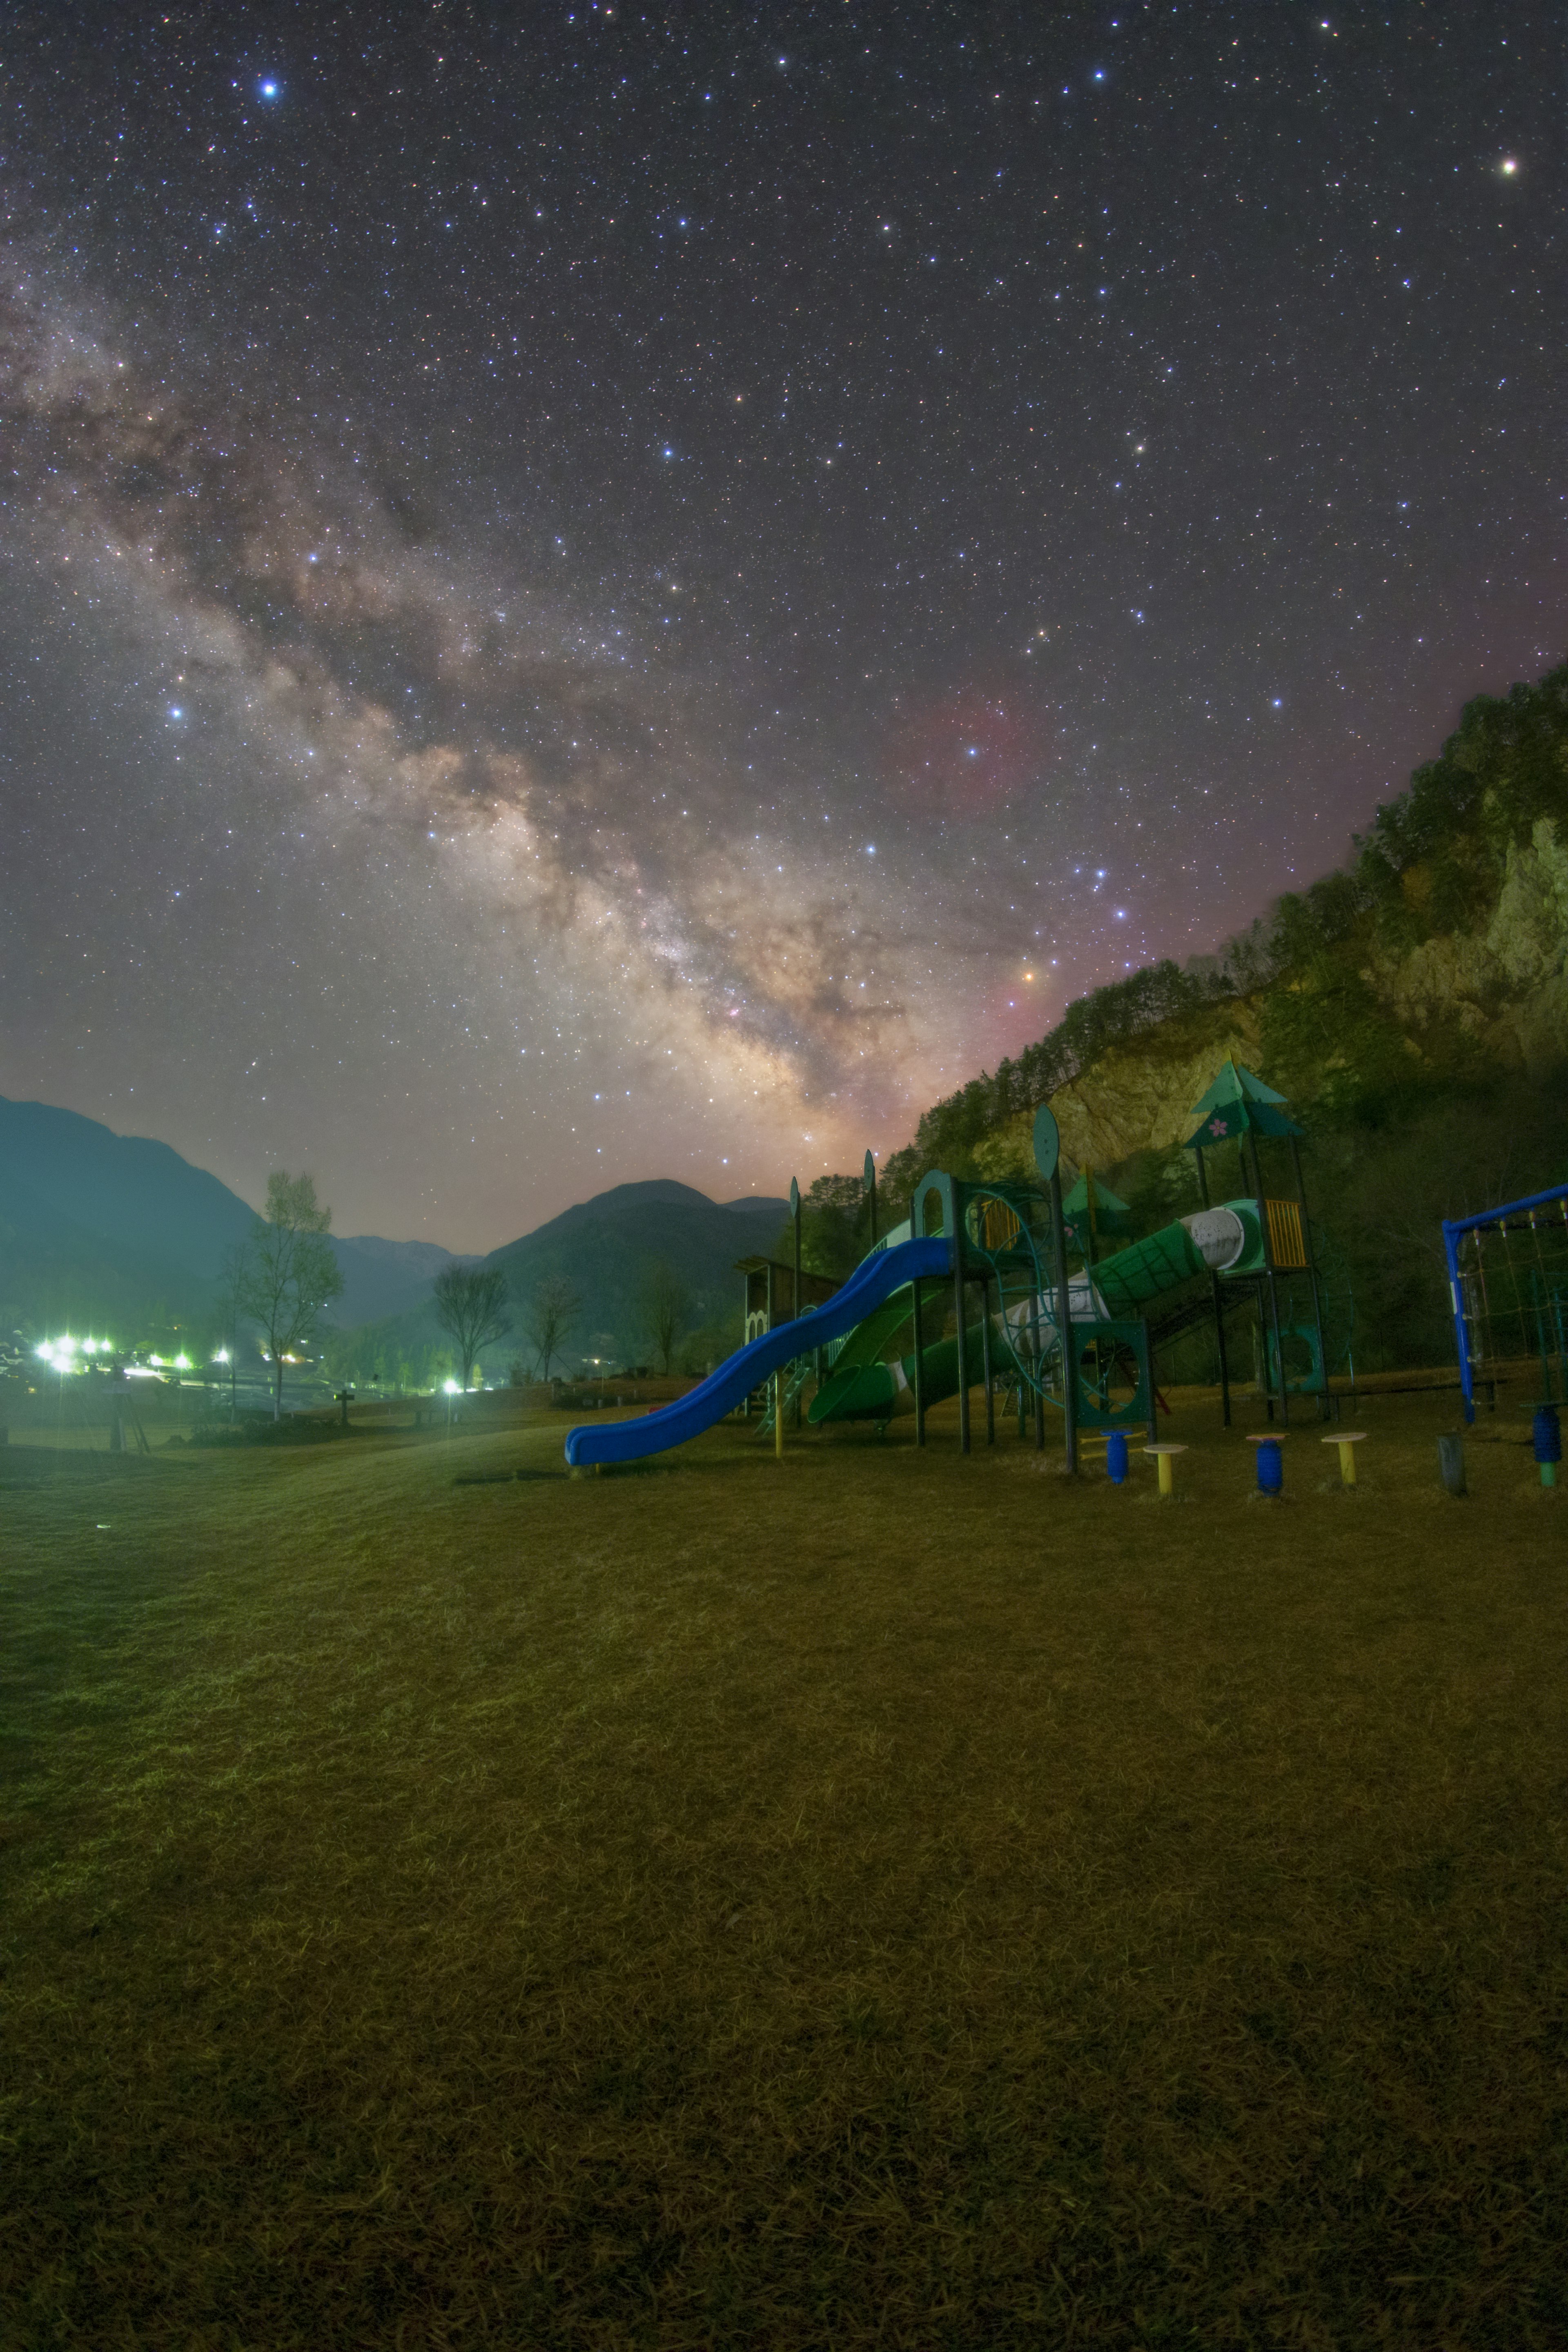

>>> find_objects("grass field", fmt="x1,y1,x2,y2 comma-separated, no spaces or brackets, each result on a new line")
2,1385,1564,2349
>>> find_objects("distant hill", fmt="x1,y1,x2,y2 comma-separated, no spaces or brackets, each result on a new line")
488,1179,788,1352
327,1236,457,1328
0,1098,255,1279
325,1180,789,1383
0,1096,786,1369
0,1096,455,1339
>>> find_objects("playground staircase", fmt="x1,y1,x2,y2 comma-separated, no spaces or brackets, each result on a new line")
753,1352,814,1439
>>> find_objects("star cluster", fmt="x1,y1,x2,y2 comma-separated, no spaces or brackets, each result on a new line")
0,4,1559,1244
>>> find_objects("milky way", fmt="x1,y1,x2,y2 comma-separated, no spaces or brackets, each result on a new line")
0,6,1560,1245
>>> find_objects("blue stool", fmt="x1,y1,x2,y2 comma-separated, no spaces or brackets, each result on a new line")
1105,1431,1129,1485
1247,1434,1285,1494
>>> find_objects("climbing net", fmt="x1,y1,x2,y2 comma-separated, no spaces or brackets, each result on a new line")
1443,1184,1568,1421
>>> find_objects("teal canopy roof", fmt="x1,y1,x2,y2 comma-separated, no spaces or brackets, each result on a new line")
1061,1170,1131,1223
1062,1169,1131,1247
1182,1058,1300,1149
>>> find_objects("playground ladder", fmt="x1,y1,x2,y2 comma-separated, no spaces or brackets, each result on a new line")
753,1351,814,1439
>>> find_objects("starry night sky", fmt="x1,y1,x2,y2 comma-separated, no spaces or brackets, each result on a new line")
1,4,1561,1247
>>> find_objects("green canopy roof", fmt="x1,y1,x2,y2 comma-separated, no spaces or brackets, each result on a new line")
1182,1056,1300,1148
1062,1168,1131,1250
1061,1170,1131,1223
1182,1097,1300,1150
1187,1057,1290,1117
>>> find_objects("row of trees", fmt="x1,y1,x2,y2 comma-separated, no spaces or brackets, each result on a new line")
215,1174,709,1412
428,1258,697,1386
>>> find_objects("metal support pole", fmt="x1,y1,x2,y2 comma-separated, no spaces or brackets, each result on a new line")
1443,1222,1477,1425
791,1180,802,1336
1196,1147,1232,1425
1212,1276,1233,1428
1291,1134,1332,1422
775,1368,784,1458
1247,1128,1289,1429
911,1278,926,1447
954,1252,971,1457
980,1271,995,1444
1027,1281,1046,1451
1049,1167,1077,1473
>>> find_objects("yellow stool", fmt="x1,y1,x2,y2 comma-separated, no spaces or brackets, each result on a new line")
1321,1431,1367,1486
1143,1441,1187,1497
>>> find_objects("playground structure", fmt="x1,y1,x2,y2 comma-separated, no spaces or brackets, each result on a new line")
565,1060,1350,1472
1443,1182,1568,1423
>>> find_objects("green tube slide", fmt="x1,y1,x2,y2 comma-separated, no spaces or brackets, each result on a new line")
807,1199,1267,1428
809,1314,989,1425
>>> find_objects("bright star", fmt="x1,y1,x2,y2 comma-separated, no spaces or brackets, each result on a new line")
258,79,279,99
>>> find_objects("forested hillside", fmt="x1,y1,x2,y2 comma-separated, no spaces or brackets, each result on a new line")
787,661,1568,1370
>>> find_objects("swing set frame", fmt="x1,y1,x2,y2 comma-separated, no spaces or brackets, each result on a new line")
1442,1183,1568,1423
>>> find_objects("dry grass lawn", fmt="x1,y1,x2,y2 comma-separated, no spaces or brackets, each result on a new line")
2,1385,1565,2348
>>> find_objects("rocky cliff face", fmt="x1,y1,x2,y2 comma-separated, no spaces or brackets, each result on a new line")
969,818,1567,1177
1372,817,1568,1072
970,1000,1265,1181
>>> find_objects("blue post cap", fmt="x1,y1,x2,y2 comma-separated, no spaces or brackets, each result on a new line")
1032,1104,1060,1183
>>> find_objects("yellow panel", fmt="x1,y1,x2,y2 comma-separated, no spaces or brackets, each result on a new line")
1265,1198,1307,1269
981,1198,1021,1250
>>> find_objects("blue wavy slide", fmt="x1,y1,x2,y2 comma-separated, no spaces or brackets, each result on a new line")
564,1234,953,1468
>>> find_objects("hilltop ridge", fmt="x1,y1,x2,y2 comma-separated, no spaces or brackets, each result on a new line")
784,661,1568,1368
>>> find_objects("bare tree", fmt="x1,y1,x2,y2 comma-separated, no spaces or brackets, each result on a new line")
432,1263,513,1390
639,1258,690,1376
236,1173,345,1419
526,1274,580,1379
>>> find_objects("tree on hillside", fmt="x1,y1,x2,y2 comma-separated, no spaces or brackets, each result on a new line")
526,1274,580,1379
236,1173,344,1420
432,1263,513,1391
771,1174,866,1282
639,1257,690,1375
